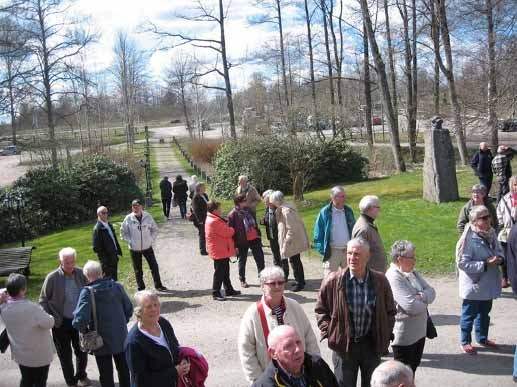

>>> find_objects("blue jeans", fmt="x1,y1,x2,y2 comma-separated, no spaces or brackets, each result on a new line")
460,299,492,345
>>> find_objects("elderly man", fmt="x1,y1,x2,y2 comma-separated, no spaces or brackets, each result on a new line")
236,175,262,215
238,266,320,384
370,361,415,387
471,142,493,195
92,206,123,280
492,145,514,203
120,199,167,291
315,238,396,387
352,195,387,272
314,186,356,277
457,184,497,234
252,325,338,387
159,176,173,218
39,247,90,387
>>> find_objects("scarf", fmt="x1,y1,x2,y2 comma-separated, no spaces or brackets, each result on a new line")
235,207,256,233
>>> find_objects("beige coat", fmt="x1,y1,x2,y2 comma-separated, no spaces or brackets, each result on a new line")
236,184,262,210
275,204,310,258
352,214,387,272
1,299,55,367
238,296,320,383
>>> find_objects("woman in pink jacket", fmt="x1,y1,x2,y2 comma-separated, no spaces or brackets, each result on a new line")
205,201,242,301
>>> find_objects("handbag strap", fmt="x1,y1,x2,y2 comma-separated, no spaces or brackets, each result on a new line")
256,300,269,343
87,286,98,331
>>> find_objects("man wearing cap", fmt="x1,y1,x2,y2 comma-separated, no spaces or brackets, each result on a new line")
120,199,167,291
457,184,497,234
471,142,493,195
92,206,123,280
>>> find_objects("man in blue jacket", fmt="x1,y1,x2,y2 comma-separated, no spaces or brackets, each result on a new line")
313,186,355,277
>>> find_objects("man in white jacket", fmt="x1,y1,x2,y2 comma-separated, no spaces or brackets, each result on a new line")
121,199,167,291
238,266,320,384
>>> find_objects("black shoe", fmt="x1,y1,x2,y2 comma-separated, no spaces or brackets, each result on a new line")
156,286,168,291
200,250,209,256
225,289,241,296
213,293,226,301
292,285,304,292
137,287,145,291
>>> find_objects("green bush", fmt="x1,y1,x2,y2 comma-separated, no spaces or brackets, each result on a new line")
211,136,368,199
0,155,142,245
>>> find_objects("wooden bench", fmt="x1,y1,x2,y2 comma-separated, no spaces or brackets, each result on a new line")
0,246,35,277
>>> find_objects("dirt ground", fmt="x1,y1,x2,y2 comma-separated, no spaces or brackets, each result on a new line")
1,134,517,387
0,154,27,188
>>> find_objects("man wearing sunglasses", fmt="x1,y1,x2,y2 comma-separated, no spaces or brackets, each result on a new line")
238,266,320,384
92,206,123,280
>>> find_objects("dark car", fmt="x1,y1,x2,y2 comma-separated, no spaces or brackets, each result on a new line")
498,119,517,132
0,145,19,156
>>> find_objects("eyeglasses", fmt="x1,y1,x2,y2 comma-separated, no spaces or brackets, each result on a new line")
477,215,490,221
100,211,108,214
264,280,286,287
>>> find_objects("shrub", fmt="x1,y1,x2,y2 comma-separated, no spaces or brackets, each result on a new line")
188,139,222,164
0,155,142,245
211,136,368,199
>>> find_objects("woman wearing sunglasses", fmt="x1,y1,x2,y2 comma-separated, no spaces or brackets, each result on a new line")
457,205,503,355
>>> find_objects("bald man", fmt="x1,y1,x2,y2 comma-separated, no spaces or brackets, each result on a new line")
370,360,415,387
471,142,493,195
252,325,338,387
92,206,122,280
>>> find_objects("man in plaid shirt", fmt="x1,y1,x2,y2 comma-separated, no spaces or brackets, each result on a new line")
492,145,514,203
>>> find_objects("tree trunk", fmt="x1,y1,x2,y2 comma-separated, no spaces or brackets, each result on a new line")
360,0,406,172
219,0,237,139
384,0,398,119
436,0,468,166
303,0,318,130
179,79,192,137
320,0,336,137
486,0,498,151
430,0,440,115
363,23,374,153
328,0,343,108
6,58,16,145
411,0,418,155
276,0,290,109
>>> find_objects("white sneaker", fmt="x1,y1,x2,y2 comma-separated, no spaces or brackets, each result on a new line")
76,378,92,387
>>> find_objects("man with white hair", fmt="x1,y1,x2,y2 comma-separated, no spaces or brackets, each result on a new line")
314,186,356,277
236,175,262,215
238,266,320,384
315,238,396,387
471,142,493,195
370,360,415,387
352,195,387,272
40,247,90,387
251,325,338,387
92,206,123,280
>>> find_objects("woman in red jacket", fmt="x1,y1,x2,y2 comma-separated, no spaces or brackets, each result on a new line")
205,201,242,301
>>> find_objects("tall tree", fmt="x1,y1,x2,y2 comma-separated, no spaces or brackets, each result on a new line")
485,0,498,151
359,0,406,172
166,53,194,137
302,0,318,126
362,22,374,153
11,0,94,168
320,0,336,136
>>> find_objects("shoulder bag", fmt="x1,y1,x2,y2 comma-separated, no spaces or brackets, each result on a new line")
79,286,104,354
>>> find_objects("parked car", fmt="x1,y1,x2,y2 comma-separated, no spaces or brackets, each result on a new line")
498,119,517,132
0,145,19,156
372,116,383,126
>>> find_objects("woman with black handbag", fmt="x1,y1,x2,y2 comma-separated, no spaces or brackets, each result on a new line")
386,240,436,374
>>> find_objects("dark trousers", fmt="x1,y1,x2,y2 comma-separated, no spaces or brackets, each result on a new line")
95,352,130,387
196,223,207,253
332,337,380,387
392,336,426,373
130,247,163,291
270,238,289,279
161,198,171,217
288,254,305,286
497,177,510,203
212,258,235,295
460,299,493,344
19,364,50,387
479,175,493,196
238,239,265,282
99,255,119,281
501,241,509,281
177,200,187,219
52,318,88,386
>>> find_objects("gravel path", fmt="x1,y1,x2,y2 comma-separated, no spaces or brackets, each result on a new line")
1,141,516,386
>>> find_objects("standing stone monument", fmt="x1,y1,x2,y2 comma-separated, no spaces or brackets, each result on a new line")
423,116,459,203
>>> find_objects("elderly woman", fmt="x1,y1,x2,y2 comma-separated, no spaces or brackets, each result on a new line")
73,261,133,387
205,200,241,301
125,290,190,387
457,184,497,235
235,175,262,215
457,205,503,355
238,266,320,384
269,191,310,292
188,175,198,200
260,190,289,279
496,175,517,287
0,274,55,387
386,241,436,373
228,193,266,288
192,182,209,255
352,195,387,272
